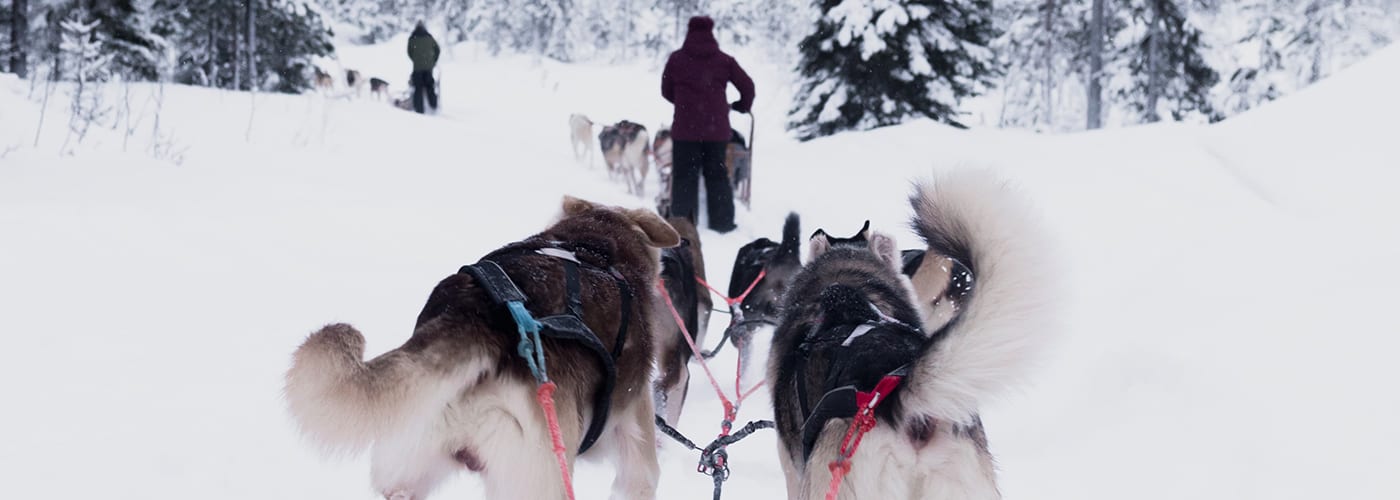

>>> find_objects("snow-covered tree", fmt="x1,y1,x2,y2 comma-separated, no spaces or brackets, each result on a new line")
59,8,113,150
995,0,1090,130
6,0,27,78
789,0,1001,140
167,0,332,93
1288,0,1395,85
1222,0,1287,114
59,9,110,84
1222,0,1397,115
1114,0,1219,123
254,0,334,92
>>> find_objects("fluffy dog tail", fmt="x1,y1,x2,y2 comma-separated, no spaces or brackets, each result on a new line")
283,323,490,455
904,170,1057,424
778,212,801,258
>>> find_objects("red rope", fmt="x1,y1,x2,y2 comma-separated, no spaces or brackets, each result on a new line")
696,268,766,307
657,280,730,412
655,279,767,437
536,382,577,500
823,375,902,500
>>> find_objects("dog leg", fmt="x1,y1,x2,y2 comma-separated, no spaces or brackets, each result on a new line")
777,447,804,500
659,366,688,426
732,325,757,389
909,422,1002,500
473,381,581,500
370,422,458,500
608,397,660,500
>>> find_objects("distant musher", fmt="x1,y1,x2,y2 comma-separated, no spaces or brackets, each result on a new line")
407,22,441,114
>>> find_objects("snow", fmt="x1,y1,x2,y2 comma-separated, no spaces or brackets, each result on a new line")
3,36,1399,500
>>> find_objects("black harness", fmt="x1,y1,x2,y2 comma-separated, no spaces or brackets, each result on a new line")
793,311,925,460
459,242,633,454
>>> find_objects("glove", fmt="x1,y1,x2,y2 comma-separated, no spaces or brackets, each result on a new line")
731,101,750,114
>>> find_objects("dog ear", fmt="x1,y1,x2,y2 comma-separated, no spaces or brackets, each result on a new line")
809,231,832,259
561,195,597,216
625,208,681,248
869,231,902,272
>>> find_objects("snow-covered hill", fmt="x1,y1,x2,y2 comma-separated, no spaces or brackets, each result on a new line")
1,40,1396,500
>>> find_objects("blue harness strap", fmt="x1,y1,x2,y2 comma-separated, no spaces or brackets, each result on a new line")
459,248,630,454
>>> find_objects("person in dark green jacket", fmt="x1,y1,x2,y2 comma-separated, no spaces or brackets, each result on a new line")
407,22,440,114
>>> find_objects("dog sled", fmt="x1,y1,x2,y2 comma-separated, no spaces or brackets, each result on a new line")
726,125,753,209
653,114,755,217
390,69,443,113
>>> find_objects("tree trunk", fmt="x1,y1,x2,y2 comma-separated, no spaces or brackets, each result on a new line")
9,0,27,78
1042,0,1057,126
1086,0,1104,129
206,23,216,87
1145,0,1163,123
623,0,632,59
232,2,241,91
246,0,256,91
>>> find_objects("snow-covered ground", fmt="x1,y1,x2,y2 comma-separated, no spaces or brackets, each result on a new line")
2,38,1398,500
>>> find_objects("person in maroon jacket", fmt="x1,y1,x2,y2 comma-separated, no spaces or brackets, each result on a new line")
662,16,755,233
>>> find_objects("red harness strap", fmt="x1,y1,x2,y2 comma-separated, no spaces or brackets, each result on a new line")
824,375,903,500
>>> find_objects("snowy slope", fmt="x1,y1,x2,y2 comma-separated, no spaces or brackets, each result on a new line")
2,40,1398,500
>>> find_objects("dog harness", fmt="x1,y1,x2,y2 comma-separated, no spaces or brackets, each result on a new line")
793,301,924,460
460,242,633,454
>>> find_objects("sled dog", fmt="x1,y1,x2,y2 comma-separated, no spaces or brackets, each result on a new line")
722,213,801,383
767,171,1053,500
285,196,680,500
653,217,712,426
599,120,650,196
569,114,595,167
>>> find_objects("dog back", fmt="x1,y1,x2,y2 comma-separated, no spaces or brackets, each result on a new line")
728,213,801,323
768,235,924,464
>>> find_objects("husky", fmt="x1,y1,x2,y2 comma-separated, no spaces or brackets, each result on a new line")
599,120,650,196
313,66,334,93
569,114,596,167
284,196,680,500
370,77,390,100
721,213,801,384
653,217,712,426
346,69,366,97
766,171,1053,500
813,219,973,334
652,128,674,217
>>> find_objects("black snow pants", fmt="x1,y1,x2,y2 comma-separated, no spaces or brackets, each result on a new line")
411,70,438,114
670,140,735,233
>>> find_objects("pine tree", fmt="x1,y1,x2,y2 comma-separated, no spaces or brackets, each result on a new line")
255,0,334,92
166,0,331,93
1223,0,1287,114
1287,0,1395,85
6,0,24,78
996,0,1088,130
1222,0,1397,116
59,7,113,150
1116,0,1219,123
788,0,1000,141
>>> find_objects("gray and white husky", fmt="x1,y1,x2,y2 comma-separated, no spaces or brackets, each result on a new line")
766,171,1054,500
